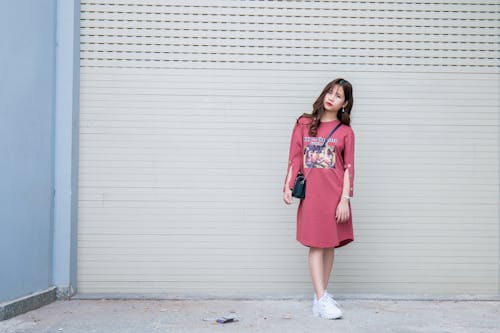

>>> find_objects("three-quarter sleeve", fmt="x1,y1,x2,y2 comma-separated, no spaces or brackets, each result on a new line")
343,127,355,197
283,121,304,192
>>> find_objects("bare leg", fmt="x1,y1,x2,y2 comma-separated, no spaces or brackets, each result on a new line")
322,248,335,289
309,247,325,299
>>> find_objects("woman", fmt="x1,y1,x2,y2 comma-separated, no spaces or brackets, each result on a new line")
283,78,355,320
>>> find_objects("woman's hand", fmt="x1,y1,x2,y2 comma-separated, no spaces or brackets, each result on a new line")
283,188,293,205
335,197,350,223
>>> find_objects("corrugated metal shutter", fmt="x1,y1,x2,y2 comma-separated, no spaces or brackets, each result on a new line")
78,0,500,295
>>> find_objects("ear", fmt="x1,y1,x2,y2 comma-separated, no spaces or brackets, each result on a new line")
342,101,348,108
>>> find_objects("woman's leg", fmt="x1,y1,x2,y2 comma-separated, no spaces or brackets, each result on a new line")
308,247,325,299
310,247,343,319
322,248,335,289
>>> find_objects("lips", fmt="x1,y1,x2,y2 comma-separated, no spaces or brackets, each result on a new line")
325,102,333,107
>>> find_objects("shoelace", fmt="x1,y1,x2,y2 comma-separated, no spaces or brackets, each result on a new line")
325,294,341,308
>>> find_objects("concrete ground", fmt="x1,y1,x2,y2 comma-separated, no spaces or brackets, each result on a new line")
0,298,499,333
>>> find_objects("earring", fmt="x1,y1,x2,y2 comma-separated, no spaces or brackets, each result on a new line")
341,107,345,113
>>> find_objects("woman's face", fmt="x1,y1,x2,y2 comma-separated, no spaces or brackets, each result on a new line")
323,84,347,112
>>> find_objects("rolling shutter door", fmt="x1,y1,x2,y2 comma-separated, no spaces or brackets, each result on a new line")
78,0,500,295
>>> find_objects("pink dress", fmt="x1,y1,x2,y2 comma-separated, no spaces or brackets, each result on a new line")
285,116,355,248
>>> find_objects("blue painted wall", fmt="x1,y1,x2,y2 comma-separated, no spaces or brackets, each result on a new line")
0,0,57,302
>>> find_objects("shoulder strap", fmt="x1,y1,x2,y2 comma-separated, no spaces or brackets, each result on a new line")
321,122,342,148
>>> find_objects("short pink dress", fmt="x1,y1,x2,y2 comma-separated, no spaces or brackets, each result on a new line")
284,116,355,248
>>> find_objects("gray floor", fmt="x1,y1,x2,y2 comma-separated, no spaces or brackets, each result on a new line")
1,298,499,333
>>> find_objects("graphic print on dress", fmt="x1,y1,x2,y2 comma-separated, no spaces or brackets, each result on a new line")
303,137,336,169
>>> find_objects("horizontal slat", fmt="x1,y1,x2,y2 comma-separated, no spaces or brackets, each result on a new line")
79,29,500,50
76,190,499,205
80,1,500,15
79,26,500,45
77,220,499,231
82,75,500,93
74,282,497,294
79,52,499,68
75,271,498,283
81,0,500,12
79,76,500,90
79,59,500,73
80,43,500,62
80,35,500,51
76,226,495,238
79,237,495,252
80,13,500,25
79,68,500,81
75,282,497,294
78,244,497,256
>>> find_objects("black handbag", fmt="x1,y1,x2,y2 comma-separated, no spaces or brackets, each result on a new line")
291,122,342,199
291,172,306,198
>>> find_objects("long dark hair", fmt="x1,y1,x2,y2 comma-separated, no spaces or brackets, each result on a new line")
302,78,353,136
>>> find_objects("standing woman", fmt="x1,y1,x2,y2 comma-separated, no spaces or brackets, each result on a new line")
283,78,355,320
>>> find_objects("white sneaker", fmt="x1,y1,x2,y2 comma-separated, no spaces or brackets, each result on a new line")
312,291,343,319
312,291,334,310
312,291,337,311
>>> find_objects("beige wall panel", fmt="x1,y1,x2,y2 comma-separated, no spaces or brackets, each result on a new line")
78,1,499,296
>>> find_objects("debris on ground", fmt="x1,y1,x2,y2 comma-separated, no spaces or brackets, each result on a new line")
202,315,240,324
216,316,239,324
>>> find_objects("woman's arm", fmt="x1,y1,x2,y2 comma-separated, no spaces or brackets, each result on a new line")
283,120,304,204
336,128,355,222
283,166,293,204
336,170,351,223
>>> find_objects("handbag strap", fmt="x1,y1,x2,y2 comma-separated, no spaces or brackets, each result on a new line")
321,122,343,148
302,122,342,179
